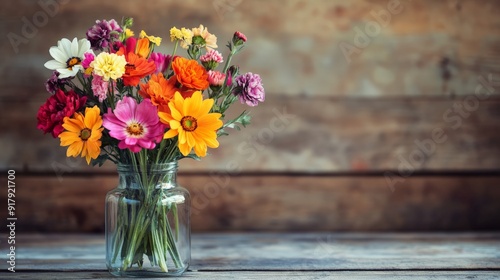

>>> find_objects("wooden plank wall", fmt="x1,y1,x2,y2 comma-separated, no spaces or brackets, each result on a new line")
1,0,500,232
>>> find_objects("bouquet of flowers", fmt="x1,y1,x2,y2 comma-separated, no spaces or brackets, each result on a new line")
37,18,264,274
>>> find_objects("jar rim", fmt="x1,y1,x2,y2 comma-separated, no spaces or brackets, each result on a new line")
117,161,178,173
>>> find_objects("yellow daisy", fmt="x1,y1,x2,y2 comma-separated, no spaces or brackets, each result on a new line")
159,91,223,157
59,106,103,164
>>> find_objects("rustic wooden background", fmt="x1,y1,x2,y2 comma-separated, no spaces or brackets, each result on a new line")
1,0,500,232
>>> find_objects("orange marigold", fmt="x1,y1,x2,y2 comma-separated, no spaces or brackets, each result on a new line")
139,73,193,112
172,57,209,90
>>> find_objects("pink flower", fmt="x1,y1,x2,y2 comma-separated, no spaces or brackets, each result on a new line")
200,49,223,63
91,74,108,102
200,50,223,70
149,52,171,74
207,70,226,86
82,52,95,68
103,97,166,152
232,31,247,46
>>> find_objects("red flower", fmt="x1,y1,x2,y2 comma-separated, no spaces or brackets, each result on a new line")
115,37,157,86
233,31,247,46
36,89,87,138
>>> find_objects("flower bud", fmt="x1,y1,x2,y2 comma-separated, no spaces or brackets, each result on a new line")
123,17,134,29
232,31,247,47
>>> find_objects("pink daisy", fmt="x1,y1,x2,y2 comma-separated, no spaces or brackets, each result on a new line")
103,96,165,152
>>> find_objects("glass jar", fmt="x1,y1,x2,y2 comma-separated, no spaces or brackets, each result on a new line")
105,162,190,277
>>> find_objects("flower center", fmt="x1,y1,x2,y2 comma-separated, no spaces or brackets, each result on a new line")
181,116,197,132
66,57,81,70
79,128,92,141
125,63,136,72
127,122,144,136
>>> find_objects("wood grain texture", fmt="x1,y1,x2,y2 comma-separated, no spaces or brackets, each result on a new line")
1,175,499,232
3,271,500,280
1,0,500,97
0,233,499,278
3,96,500,172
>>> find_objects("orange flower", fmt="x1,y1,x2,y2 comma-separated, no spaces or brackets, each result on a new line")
139,73,193,112
135,37,151,59
121,52,156,87
172,57,209,90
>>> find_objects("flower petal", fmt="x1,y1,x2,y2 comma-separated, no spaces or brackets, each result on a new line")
194,141,207,157
178,141,191,156
49,46,67,63
44,60,66,70
163,129,178,139
186,131,195,148
114,97,136,123
84,106,100,129
66,141,83,157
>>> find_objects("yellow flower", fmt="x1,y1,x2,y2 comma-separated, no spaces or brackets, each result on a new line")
139,30,162,46
192,24,217,49
124,28,135,39
91,52,127,81
159,91,223,157
169,27,193,49
59,106,103,165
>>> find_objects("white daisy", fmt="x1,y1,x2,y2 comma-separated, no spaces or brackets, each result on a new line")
44,38,93,79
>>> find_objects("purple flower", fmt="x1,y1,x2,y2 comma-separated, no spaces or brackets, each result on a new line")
234,72,265,107
149,52,171,74
45,71,71,94
86,19,123,51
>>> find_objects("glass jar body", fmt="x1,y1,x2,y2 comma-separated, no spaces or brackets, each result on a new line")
105,162,190,277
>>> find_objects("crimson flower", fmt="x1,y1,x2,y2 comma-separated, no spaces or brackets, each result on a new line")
37,89,87,138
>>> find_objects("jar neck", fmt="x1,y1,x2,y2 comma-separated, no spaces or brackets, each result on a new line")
117,162,178,189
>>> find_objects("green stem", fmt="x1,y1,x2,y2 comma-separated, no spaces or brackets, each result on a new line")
164,41,179,76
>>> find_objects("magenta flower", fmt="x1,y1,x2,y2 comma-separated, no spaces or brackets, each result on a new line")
91,74,108,102
86,19,123,51
81,52,95,68
207,70,226,87
234,72,265,107
103,97,165,152
149,52,171,74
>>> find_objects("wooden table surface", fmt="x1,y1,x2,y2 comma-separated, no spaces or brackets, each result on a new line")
1,233,500,279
